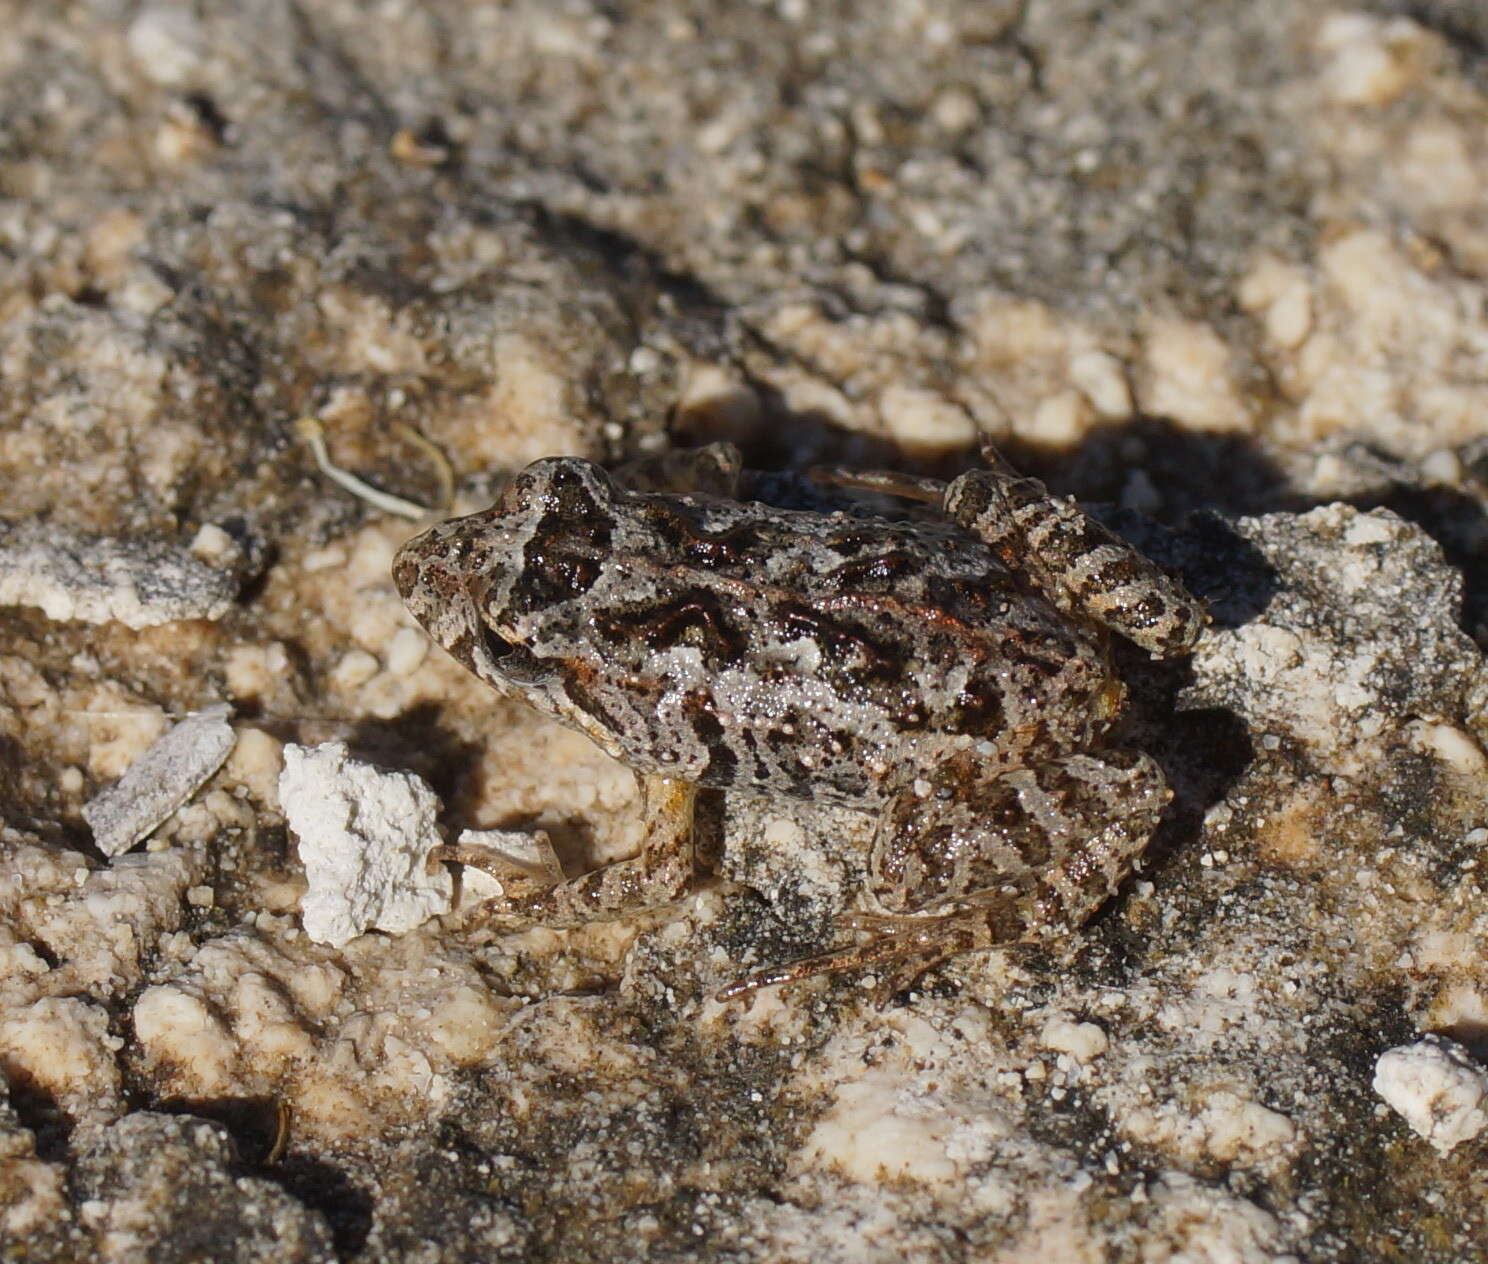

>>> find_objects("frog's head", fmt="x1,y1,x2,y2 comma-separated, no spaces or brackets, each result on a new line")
392,457,619,694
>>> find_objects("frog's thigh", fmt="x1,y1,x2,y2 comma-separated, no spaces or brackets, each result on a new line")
943,468,1204,659
493,774,697,924
871,750,1170,935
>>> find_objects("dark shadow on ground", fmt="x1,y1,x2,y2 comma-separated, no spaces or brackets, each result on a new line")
4,1077,70,1162
155,1095,374,1256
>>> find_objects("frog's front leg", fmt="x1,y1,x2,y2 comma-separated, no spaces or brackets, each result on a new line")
718,751,1169,1007
944,455,1206,660
457,774,697,926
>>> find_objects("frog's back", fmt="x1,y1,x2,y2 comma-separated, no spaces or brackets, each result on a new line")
508,486,1113,806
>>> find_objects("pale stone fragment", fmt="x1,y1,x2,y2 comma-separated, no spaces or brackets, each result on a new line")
280,742,452,948
0,521,236,628
82,704,236,857
1374,1036,1488,1155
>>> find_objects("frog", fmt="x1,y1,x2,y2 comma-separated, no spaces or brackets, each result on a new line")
392,442,1205,1006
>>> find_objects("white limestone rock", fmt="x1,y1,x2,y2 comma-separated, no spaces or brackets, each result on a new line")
1374,1036,1488,1155
0,521,237,628
280,742,452,948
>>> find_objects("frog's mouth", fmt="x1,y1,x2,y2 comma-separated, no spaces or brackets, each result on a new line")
425,580,502,686
478,623,556,687
448,564,552,689
432,581,552,694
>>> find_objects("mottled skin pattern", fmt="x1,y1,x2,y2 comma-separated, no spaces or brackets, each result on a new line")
393,444,1205,1005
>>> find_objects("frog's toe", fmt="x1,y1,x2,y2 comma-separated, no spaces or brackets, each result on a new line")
715,916,957,1007
864,952,950,1009
834,910,932,935
713,957,823,1003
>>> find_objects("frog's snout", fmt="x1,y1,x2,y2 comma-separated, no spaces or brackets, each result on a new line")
394,517,525,605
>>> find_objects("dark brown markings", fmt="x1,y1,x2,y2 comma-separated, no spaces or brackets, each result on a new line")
550,464,613,527
1123,592,1169,627
1065,517,1109,556
530,462,616,550
826,549,921,590
682,689,739,786
512,547,603,612
820,526,884,557
759,719,822,798
1008,822,1055,874
769,599,905,685
1031,875,1070,926
560,661,638,737
1003,476,1052,514
1026,514,1102,570
442,629,480,678
922,573,1013,625
1051,842,1120,908
682,522,764,569
953,677,1005,735
738,728,769,788
599,588,747,660
884,682,932,730
508,465,614,616
999,630,1067,678
637,503,763,571
1076,551,1142,597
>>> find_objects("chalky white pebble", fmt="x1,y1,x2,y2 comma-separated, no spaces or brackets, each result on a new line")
1373,1036,1488,1155
280,741,452,948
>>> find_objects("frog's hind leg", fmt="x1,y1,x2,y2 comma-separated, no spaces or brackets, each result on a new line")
715,908,1013,1010
718,751,1171,1008
459,774,697,926
811,447,1205,659
943,451,1206,659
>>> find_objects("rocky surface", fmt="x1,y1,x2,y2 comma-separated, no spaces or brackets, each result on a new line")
2,1,1487,1260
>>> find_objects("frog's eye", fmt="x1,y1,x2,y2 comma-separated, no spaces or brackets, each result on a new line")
496,470,542,513
502,459,617,515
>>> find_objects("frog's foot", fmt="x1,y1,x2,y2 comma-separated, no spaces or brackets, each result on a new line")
716,909,1001,1010
430,839,561,902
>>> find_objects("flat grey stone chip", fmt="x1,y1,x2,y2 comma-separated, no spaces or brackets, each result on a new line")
0,519,237,628
83,704,237,857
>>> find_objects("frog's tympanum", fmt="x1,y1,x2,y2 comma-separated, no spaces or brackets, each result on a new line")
393,444,1204,1005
